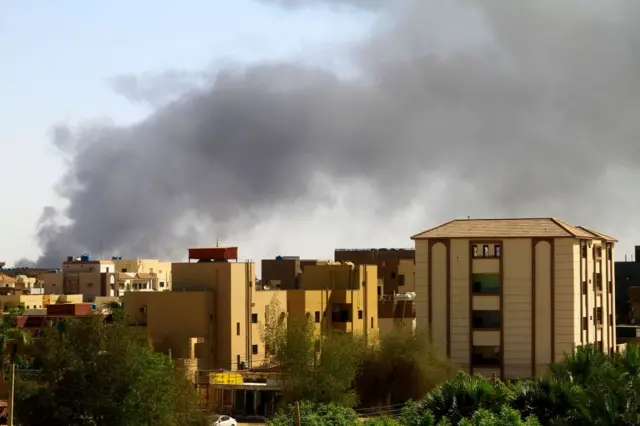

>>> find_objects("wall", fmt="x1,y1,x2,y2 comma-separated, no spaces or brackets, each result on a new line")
40,272,63,294
123,291,214,364
172,261,252,370
250,289,288,366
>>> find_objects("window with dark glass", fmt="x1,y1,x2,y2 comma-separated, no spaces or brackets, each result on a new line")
472,273,500,294
252,345,258,355
494,245,501,257
595,307,603,325
581,244,587,258
315,311,320,323
595,273,603,292
582,317,587,331
582,281,587,295
331,304,351,323
472,310,501,329
251,313,258,323
471,345,500,366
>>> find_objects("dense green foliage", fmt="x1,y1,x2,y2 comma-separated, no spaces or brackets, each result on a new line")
259,295,451,407
269,344,640,425
14,312,204,426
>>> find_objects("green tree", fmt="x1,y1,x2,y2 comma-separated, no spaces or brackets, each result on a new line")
457,406,540,426
260,295,365,406
268,402,360,426
357,328,451,407
14,312,200,426
0,306,31,384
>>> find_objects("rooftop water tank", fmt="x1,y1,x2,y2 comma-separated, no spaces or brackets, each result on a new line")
80,254,90,262
276,256,284,260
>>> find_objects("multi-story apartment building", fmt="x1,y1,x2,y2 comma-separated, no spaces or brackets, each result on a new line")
111,258,172,290
334,248,414,295
411,218,616,380
261,258,379,337
123,246,285,372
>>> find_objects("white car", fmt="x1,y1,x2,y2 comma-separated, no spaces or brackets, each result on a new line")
212,414,237,426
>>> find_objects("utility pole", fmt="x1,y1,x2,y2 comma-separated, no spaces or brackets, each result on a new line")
295,401,301,426
8,364,15,426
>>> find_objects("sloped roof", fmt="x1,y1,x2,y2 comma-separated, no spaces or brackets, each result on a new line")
576,226,618,242
411,218,612,240
0,274,15,284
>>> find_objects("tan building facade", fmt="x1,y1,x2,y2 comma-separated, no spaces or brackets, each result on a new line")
284,263,379,340
412,218,616,380
112,258,172,290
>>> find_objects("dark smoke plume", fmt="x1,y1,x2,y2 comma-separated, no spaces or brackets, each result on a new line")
33,0,640,266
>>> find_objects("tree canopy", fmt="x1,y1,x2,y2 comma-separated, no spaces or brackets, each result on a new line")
272,344,640,425
14,312,203,426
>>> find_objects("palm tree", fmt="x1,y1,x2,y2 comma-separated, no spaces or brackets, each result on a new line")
0,307,31,390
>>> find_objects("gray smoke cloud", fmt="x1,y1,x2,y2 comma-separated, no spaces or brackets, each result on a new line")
32,0,640,266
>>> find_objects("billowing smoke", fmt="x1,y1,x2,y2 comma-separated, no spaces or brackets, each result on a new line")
33,0,640,266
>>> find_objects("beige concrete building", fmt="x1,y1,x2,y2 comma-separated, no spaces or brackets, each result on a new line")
334,249,414,295
412,218,616,380
112,258,172,290
283,263,379,340
123,246,284,372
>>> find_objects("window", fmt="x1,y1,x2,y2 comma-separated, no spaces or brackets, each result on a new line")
482,245,489,257
472,245,479,257
595,246,602,258
252,345,258,355
377,286,382,296
236,322,240,336
331,304,351,323
607,245,612,259
582,317,588,331
581,281,587,295
595,273,603,292
608,281,612,294
398,274,405,287
581,244,587,258
472,345,500,366
594,307,603,326
121,268,127,273
236,355,241,367
315,311,320,323
371,317,374,328
252,313,258,324
358,310,363,320
494,245,501,257
472,311,501,329
160,282,165,288
472,273,500,294
609,314,613,325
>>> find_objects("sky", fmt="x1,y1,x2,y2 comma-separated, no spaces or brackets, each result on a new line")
3,0,640,269
0,0,381,265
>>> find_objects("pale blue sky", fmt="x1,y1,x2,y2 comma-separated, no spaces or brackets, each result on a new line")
0,0,374,264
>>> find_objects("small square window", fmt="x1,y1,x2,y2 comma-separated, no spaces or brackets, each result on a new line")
358,310,363,320
252,345,258,355
252,313,258,323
